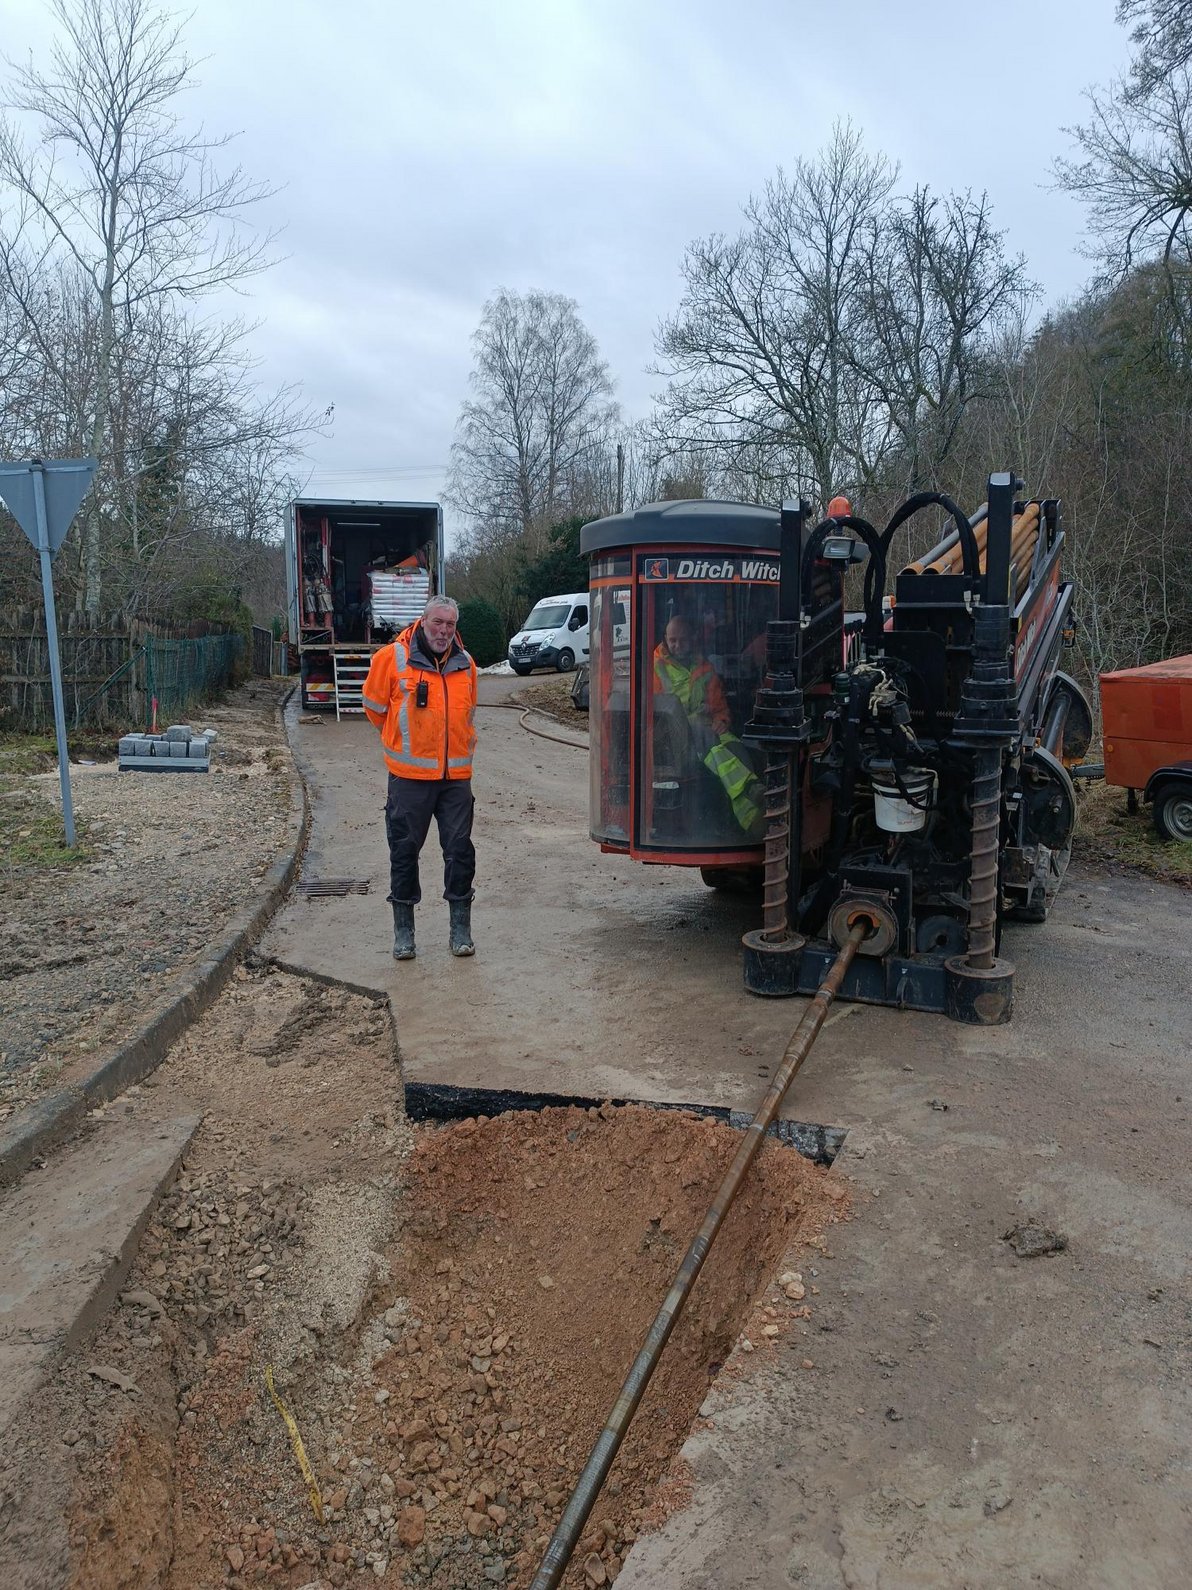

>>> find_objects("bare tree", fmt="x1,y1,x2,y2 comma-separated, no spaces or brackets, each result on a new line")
858,188,1034,492
936,271,1192,682
653,122,893,502
1056,67,1192,290
447,288,619,550
651,123,1027,506
0,258,310,618
0,0,279,610
1119,0,1192,96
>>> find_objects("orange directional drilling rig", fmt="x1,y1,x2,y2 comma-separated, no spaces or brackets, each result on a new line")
580,471,1092,1024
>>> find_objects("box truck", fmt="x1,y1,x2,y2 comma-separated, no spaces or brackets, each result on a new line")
284,497,443,715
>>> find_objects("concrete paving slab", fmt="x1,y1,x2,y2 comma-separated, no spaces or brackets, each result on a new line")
0,1105,199,1444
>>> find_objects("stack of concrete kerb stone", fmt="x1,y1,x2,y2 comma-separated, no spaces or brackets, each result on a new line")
117,724,213,773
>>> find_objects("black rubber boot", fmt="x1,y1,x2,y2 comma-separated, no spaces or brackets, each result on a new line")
391,902,416,961
449,898,475,957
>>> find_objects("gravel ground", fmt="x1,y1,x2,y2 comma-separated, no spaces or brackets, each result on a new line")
0,679,295,1128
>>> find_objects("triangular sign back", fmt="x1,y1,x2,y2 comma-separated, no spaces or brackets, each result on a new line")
0,459,96,556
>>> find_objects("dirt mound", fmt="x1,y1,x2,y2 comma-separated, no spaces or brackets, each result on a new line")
64,1090,845,1590
346,1105,838,1587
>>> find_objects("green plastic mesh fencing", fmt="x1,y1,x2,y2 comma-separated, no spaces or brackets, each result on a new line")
144,631,244,725
0,612,248,732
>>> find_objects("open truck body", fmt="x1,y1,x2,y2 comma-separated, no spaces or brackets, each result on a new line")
284,497,443,714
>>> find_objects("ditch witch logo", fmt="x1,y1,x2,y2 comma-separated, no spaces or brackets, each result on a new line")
642,555,778,582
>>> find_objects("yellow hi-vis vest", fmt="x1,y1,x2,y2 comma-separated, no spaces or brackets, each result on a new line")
653,655,764,836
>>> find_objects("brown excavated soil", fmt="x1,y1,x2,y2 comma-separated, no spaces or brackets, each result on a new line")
45,966,847,1590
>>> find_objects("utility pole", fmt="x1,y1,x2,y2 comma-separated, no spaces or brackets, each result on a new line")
615,443,625,515
0,458,97,849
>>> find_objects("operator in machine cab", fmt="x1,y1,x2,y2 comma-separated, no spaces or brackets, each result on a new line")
652,616,765,839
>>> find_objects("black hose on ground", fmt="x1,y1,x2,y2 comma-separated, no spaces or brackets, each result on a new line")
475,700,588,750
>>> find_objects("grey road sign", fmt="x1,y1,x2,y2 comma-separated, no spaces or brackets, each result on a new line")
0,457,96,557
0,458,97,849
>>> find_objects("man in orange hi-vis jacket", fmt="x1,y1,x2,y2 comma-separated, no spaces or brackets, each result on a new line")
362,595,478,960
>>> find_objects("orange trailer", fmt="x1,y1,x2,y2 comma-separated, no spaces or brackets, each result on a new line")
1100,654,1192,840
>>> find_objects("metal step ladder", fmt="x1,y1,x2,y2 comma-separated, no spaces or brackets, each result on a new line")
332,651,372,719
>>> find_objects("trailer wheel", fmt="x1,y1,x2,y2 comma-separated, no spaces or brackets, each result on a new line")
1153,781,1192,842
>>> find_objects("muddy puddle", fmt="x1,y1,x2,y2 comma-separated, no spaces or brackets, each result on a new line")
20,967,849,1590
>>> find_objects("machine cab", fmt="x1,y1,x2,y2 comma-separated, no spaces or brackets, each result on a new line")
581,500,845,865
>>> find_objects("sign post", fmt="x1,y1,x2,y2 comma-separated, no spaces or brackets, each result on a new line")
0,457,97,849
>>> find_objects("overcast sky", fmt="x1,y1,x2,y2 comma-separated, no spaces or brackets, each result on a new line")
5,0,1130,548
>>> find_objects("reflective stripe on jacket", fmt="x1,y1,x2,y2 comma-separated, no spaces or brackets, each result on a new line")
653,643,763,836
363,623,478,781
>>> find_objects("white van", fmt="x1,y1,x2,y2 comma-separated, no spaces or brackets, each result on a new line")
508,591,589,675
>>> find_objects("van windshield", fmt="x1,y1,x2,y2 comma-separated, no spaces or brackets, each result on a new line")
525,603,570,631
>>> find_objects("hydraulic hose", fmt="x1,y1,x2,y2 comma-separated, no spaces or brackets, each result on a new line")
798,514,887,647
475,699,588,750
528,922,868,1590
863,491,980,624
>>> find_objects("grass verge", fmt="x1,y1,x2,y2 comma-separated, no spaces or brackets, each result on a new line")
1074,778,1192,886
0,731,115,776
0,784,91,870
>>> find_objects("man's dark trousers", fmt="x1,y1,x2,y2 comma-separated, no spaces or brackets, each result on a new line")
385,775,475,904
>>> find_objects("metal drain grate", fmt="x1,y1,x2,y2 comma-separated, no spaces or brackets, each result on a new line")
297,878,371,898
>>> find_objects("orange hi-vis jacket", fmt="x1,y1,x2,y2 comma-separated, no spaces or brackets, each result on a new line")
362,622,478,781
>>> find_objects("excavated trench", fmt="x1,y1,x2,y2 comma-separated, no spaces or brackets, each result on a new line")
51,967,848,1590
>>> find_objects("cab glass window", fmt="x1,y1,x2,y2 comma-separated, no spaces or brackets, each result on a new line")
637,574,777,849
589,581,632,843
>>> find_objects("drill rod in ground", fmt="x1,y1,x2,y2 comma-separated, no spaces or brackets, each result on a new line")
528,922,867,1590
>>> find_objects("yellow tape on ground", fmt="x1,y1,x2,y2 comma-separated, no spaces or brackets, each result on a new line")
264,1365,324,1523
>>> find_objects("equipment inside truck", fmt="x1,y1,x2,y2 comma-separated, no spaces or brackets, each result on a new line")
289,497,442,715
297,504,436,644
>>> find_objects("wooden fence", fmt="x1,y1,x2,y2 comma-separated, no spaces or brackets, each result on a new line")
0,608,245,733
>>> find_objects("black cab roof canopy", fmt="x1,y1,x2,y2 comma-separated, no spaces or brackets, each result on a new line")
581,499,782,555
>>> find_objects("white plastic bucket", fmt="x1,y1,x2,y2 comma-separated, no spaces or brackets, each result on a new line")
870,764,936,832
